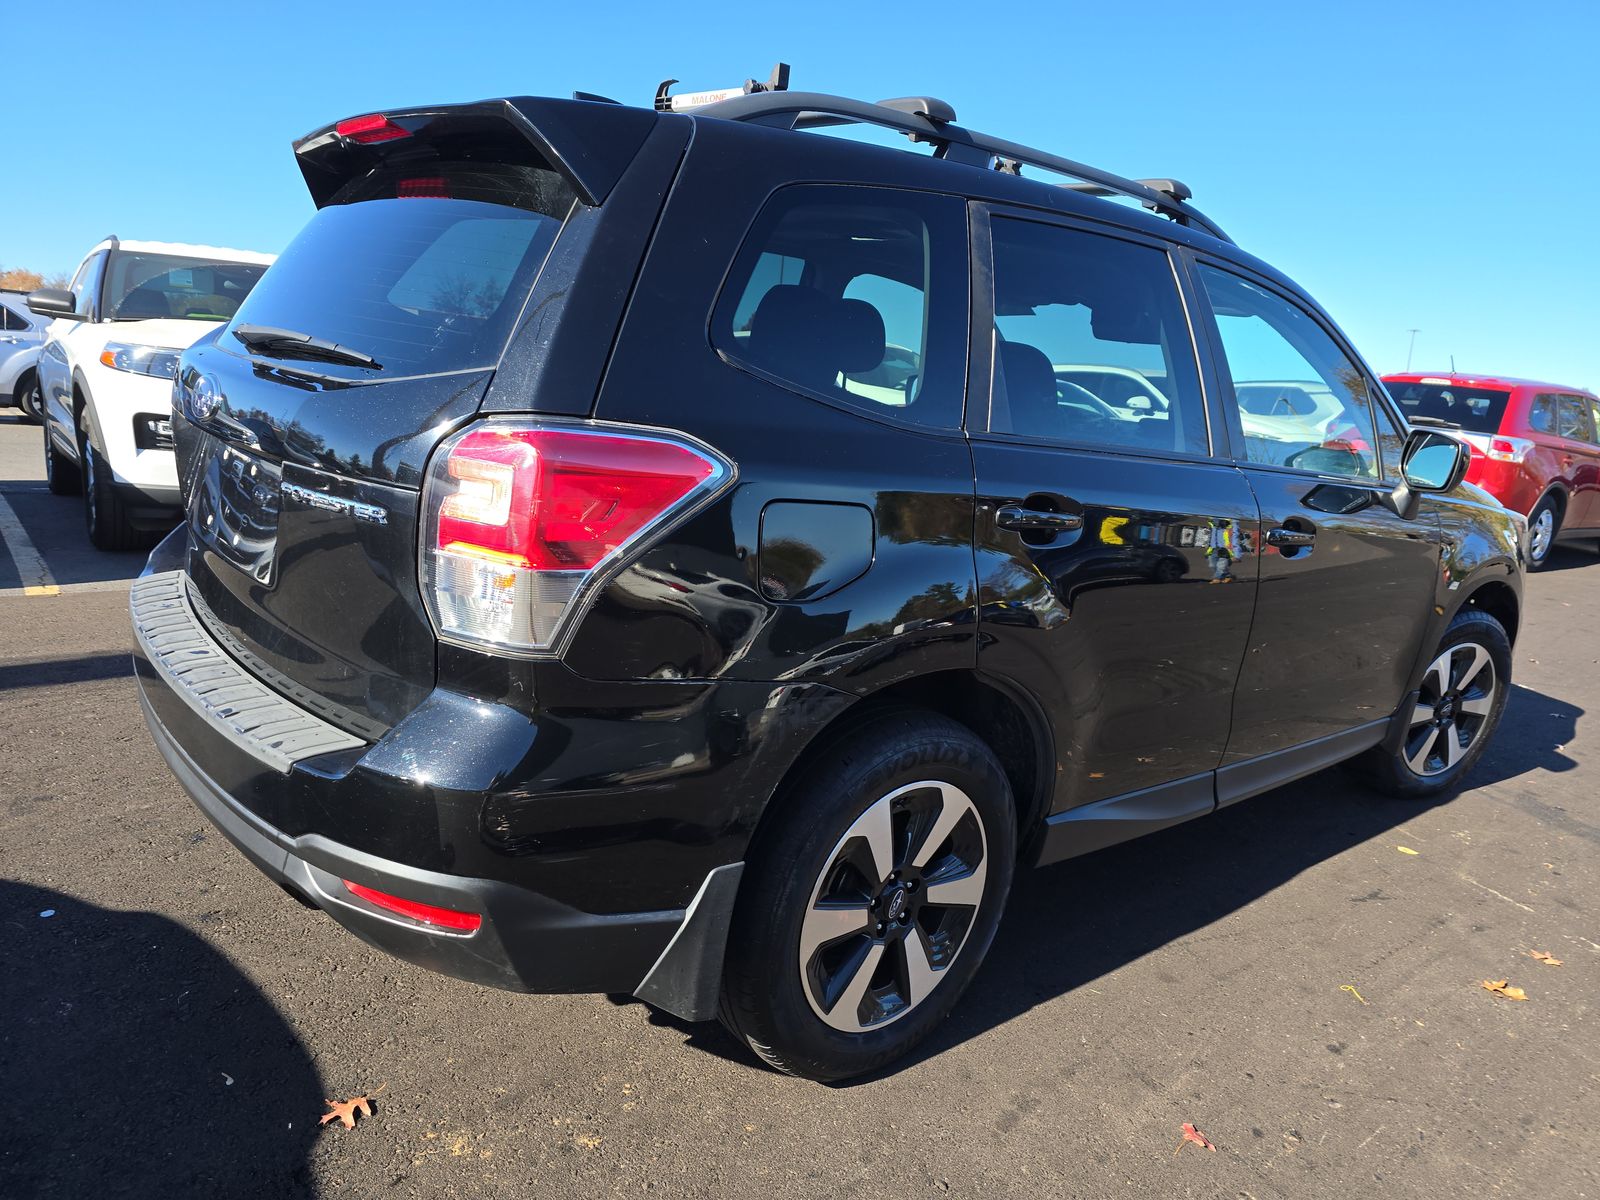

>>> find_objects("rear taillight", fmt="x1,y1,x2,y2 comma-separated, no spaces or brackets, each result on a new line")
1486,436,1533,463
421,421,732,655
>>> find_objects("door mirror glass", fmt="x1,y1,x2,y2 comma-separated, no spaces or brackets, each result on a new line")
26,288,83,321
1400,429,1468,491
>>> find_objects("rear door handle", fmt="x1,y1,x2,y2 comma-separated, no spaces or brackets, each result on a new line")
1266,527,1316,548
996,504,1084,533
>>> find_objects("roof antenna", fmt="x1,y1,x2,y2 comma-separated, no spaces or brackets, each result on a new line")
1450,354,1457,374
656,62,790,113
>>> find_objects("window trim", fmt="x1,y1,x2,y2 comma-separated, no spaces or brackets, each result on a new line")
1184,250,1403,486
707,182,972,437
966,201,1225,464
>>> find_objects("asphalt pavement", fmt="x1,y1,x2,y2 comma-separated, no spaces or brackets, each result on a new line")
2,409,1596,1198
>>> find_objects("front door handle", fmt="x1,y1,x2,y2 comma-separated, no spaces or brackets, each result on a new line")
1266,526,1317,548
996,504,1084,533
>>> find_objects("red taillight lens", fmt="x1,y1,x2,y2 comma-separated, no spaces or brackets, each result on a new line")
342,880,481,932
1486,436,1532,463
422,422,731,653
335,113,411,144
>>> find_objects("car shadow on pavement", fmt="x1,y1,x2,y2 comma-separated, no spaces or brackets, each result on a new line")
635,684,1585,1082
1538,543,1600,573
0,653,132,690
0,881,325,1199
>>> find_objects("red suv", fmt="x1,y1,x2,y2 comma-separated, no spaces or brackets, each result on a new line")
1383,373,1600,569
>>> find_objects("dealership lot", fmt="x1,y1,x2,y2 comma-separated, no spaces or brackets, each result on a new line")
1,410,1596,1197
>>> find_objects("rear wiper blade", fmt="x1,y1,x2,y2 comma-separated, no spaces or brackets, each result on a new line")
232,324,380,370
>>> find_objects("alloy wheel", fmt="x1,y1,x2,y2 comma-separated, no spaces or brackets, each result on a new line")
1403,642,1497,777
798,780,988,1033
1529,507,1554,562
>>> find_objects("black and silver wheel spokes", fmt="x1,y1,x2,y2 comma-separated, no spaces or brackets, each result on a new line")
1404,642,1496,777
798,780,988,1033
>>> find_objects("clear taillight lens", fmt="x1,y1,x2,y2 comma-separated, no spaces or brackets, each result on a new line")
1486,436,1533,463
420,421,732,655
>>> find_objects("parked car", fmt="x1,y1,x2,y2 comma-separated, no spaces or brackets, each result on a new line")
0,289,47,422
132,81,1523,1082
28,237,275,549
1383,373,1600,568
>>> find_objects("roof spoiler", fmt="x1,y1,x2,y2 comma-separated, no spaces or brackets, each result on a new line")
293,97,659,208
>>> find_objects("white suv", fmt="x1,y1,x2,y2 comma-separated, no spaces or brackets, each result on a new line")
30,237,275,549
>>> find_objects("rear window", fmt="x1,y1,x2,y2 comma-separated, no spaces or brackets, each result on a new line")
104,252,268,322
224,162,575,379
1385,381,1510,434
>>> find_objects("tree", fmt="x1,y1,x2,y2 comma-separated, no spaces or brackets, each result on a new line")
0,267,71,292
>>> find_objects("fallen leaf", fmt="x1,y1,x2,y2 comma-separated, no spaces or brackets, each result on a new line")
1396,846,1419,856
1480,979,1528,1001
1528,951,1563,967
1175,1122,1216,1155
319,1082,386,1130
1340,984,1370,1006
575,1134,602,1150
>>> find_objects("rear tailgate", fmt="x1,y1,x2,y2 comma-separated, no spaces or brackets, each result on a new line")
173,98,678,735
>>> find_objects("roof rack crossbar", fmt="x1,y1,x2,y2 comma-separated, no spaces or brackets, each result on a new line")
696,91,1231,244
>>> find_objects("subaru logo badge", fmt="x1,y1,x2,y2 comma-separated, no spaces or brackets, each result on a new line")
190,373,222,421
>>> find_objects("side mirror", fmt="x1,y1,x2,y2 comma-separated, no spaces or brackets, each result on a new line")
26,288,84,321
1388,428,1469,519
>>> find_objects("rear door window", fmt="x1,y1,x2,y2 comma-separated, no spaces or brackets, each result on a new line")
711,185,967,429
1557,394,1595,442
224,162,576,380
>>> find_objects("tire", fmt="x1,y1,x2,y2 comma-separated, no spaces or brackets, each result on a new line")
1525,494,1562,571
79,409,140,551
719,709,1016,1082
43,423,82,496
13,371,41,424
1361,609,1512,799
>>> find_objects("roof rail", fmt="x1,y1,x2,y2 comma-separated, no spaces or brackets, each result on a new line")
695,90,1231,244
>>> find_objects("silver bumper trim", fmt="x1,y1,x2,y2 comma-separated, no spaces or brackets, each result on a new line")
130,571,366,773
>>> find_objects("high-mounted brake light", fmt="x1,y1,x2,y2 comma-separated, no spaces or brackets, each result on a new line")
342,880,482,932
421,422,733,655
335,113,411,144
1486,436,1533,463
397,176,449,199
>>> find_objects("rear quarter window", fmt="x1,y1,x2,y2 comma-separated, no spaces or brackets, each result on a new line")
710,185,968,430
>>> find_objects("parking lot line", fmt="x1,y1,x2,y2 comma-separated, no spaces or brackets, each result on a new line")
0,492,60,595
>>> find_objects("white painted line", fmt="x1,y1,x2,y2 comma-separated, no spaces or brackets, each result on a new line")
0,492,59,595
0,577,133,600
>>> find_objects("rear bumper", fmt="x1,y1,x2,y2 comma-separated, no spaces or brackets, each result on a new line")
138,686,682,993
132,550,851,1007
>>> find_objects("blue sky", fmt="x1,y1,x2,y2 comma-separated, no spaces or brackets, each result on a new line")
8,0,1597,386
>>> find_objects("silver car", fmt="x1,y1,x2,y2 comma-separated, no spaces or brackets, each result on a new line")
1,290,46,422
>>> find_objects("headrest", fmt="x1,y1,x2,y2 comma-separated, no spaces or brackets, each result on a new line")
998,340,1057,399
749,285,837,350
837,298,887,374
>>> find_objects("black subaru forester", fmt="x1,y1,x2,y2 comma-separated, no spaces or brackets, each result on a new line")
133,74,1525,1081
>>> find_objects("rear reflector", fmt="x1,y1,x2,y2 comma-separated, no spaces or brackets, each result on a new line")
342,880,482,932
421,421,732,655
335,113,411,144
